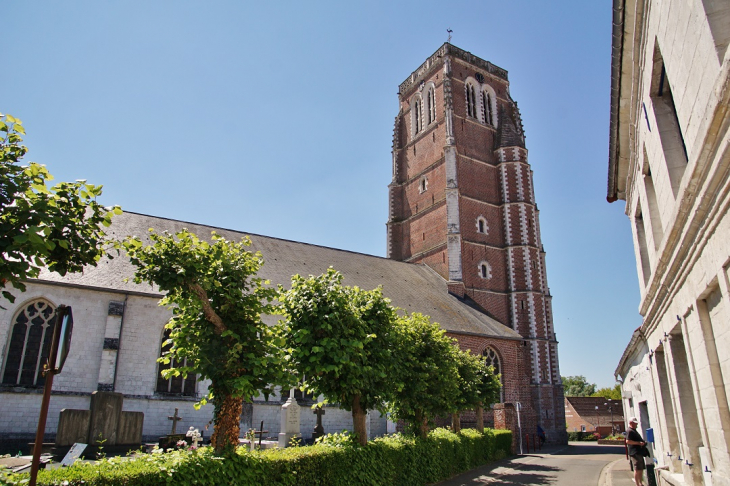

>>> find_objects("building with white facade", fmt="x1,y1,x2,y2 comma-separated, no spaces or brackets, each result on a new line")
608,0,730,484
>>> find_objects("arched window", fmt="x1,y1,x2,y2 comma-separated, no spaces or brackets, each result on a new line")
156,329,197,397
2,300,56,387
482,91,493,125
483,346,503,402
411,95,423,136
466,83,477,118
476,216,488,234
478,261,492,279
426,87,436,125
419,176,428,194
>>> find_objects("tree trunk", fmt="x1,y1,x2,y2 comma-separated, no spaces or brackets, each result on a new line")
352,395,368,446
451,412,461,433
211,393,243,453
415,410,429,439
475,403,484,433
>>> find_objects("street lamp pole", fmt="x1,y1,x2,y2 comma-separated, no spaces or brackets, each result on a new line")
595,405,600,434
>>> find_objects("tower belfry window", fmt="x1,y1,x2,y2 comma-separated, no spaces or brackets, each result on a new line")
482,91,493,125
466,83,477,118
427,87,436,125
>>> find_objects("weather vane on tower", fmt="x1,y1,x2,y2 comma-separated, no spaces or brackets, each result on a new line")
447,28,453,43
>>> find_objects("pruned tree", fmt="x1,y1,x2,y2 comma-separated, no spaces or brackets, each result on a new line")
388,312,461,439
124,230,285,452
451,350,501,433
0,113,121,303
278,268,398,446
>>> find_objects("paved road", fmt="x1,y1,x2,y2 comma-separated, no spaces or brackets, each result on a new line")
437,442,627,486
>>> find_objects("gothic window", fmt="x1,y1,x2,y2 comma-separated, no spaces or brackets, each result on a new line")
156,329,197,397
482,91,493,125
476,216,488,234
466,83,478,118
2,300,56,387
426,86,436,125
478,261,491,279
483,346,503,402
411,95,423,137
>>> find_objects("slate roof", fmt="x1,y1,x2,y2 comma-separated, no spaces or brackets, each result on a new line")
496,105,525,149
565,396,625,422
35,212,521,340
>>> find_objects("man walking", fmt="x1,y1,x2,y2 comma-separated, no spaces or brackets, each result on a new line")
626,417,647,486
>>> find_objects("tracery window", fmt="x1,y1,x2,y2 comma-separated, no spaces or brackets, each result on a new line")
411,95,423,136
426,87,436,125
482,91,493,125
156,329,197,397
483,346,503,402
1,300,56,387
466,83,478,118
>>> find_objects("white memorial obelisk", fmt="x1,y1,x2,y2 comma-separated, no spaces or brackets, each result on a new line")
278,388,301,448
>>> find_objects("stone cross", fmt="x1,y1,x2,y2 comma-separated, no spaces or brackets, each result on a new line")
167,408,182,435
313,407,325,437
186,426,202,448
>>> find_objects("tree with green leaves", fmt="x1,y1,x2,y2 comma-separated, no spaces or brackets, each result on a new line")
562,375,597,397
278,268,398,446
451,349,502,433
592,383,622,400
1,113,121,303
388,312,461,439
123,230,285,452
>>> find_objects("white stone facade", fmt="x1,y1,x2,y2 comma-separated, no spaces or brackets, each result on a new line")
608,1,730,485
0,281,386,446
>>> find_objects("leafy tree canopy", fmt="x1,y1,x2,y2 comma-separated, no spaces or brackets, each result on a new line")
123,230,285,451
592,383,622,400
278,268,399,445
562,375,597,397
388,312,461,438
1,114,121,303
453,349,501,411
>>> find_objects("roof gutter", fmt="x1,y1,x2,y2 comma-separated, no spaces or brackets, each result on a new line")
607,0,626,203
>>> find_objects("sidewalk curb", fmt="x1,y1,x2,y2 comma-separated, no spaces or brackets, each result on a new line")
599,458,622,486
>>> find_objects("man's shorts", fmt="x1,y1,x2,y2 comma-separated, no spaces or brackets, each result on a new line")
630,454,646,470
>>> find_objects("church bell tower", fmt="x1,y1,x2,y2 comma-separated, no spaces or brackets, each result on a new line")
387,43,565,441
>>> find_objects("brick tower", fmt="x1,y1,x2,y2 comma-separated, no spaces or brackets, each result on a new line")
387,43,566,443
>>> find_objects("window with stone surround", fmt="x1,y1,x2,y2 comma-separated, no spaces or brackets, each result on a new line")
466,81,478,118
483,346,503,402
650,40,687,199
426,85,437,125
482,91,493,125
476,216,488,234
419,176,428,194
156,329,197,397
478,261,492,279
411,94,423,137
1,300,56,387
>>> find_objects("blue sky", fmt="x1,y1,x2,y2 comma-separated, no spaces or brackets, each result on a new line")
3,1,641,389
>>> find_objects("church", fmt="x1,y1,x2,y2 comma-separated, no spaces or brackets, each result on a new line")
0,43,566,449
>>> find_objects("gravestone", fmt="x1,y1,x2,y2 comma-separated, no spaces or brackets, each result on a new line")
53,391,144,458
312,407,325,441
157,408,186,450
278,389,301,448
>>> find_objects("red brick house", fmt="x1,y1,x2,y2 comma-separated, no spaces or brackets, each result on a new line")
564,396,624,436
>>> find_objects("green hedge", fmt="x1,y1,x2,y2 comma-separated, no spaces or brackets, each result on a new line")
2,428,512,486
567,431,599,441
